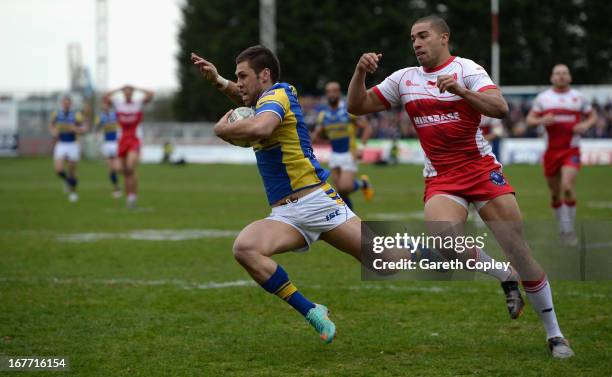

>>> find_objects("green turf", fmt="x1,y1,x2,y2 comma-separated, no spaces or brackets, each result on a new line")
0,158,611,376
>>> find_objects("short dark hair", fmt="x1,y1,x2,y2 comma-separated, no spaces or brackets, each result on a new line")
413,15,450,37
236,45,281,82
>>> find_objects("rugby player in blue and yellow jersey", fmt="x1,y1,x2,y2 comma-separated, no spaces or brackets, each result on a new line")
49,96,88,202
312,81,374,210
191,46,363,344
96,98,121,198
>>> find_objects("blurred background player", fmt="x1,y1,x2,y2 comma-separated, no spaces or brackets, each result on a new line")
49,96,87,202
347,15,574,358
470,115,505,228
96,98,121,198
480,115,504,162
104,85,154,208
526,64,597,245
311,81,374,210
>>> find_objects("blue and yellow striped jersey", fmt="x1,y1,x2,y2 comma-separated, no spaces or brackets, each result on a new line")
96,111,119,142
253,83,329,205
51,110,83,142
316,104,357,153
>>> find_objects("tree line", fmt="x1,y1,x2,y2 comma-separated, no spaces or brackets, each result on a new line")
174,0,612,121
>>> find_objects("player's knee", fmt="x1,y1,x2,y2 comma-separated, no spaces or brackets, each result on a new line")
550,192,561,203
232,239,259,265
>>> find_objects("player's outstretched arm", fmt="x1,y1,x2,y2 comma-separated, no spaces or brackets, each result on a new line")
136,87,154,104
191,52,243,105
214,111,280,141
103,87,123,103
347,53,388,116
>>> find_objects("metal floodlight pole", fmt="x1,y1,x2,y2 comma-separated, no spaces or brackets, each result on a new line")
259,0,276,54
491,0,500,85
96,0,109,92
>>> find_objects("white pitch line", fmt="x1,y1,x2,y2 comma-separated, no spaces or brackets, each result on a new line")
1,276,610,298
0,276,255,290
57,229,239,242
586,201,612,209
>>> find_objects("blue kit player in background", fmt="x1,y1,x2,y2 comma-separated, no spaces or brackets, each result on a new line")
312,81,374,210
49,96,88,202
191,46,369,344
96,98,122,198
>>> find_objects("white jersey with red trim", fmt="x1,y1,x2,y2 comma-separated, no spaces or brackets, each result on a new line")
530,88,592,150
112,99,144,140
373,56,499,177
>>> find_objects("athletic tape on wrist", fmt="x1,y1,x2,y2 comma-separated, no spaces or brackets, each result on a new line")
216,76,229,90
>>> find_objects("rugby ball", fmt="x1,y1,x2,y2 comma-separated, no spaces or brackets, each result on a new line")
226,107,255,148
228,107,255,123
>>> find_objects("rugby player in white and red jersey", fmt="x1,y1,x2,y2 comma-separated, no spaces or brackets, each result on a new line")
526,64,597,245
104,85,154,208
347,15,573,358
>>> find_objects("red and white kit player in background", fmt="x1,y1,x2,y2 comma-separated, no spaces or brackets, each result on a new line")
526,64,597,245
104,85,154,208
347,15,574,358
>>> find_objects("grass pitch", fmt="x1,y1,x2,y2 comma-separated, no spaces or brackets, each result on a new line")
1,158,611,376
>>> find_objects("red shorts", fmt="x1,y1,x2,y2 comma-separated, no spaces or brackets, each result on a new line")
423,157,515,203
543,148,580,177
118,137,141,158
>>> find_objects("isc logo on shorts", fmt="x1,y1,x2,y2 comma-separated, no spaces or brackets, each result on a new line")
325,209,341,221
489,171,506,186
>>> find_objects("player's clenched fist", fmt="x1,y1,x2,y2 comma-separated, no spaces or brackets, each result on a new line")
191,52,219,83
356,52,383,74
436,74,465,96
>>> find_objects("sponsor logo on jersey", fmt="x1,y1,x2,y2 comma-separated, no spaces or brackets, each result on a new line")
553,114,577,123
412,112,460,127
405,79,419,87
117,113,141,123
489,171,506,186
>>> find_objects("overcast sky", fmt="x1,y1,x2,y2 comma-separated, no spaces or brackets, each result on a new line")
0,0,182,93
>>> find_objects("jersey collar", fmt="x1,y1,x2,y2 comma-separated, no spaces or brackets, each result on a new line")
552,86,570,93
422,56,456,73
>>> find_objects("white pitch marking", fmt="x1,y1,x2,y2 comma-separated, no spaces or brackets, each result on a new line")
1,277,610,298
586,201,612,209
0,276,255,290
57,229,239,242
